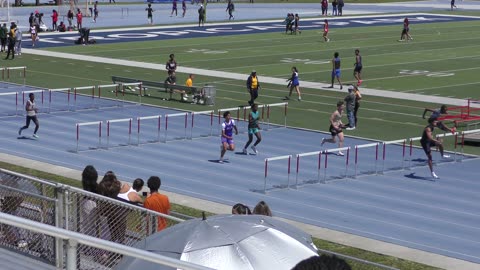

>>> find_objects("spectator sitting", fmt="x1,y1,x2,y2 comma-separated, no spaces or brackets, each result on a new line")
117,178,144,204
144,176,171,232
292,255,352,270
98,171,127,245
58,22,66,32
132,178,144,192
252,200,272,216
232,203,252,215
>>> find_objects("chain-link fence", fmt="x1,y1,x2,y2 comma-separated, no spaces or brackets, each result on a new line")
0,169,184,269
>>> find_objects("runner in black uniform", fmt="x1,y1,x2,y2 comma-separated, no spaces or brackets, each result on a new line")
420,117,450,179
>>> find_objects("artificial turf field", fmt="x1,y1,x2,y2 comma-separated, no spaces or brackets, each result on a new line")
4,15,479,154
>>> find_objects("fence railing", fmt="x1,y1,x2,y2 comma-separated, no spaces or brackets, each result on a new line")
0,168,184,269
0,212,214,270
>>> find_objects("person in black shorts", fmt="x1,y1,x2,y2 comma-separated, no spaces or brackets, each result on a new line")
321,101,346,156
422,105,456,134
19,93,40,138
420,117,450,179
353,49,362,86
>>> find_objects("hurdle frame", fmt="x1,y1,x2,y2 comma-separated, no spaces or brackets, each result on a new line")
294,151,323,188
354,142,380,178
190,110,214,140
0,91,19,116
264,155,292,194
164,112,189,142
48,88,73,113
322,146,350,183
97,84,123,107
106,118,133,149
121,82,143,104
76,121,102,153
136,115,162,145
22,89,45,114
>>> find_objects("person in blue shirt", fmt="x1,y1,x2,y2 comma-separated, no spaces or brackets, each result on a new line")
285,66,302,101
242,104,262,155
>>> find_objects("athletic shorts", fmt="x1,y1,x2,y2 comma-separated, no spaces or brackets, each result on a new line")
332,69,341,78
329,124,343,136
248,128,259,135
354,65,362,73
221,137,234,145
421,140,435,157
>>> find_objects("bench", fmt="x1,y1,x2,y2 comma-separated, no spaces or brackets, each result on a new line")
111,75,200,102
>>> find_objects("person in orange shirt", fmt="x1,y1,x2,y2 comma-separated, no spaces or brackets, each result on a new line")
144,176,170,231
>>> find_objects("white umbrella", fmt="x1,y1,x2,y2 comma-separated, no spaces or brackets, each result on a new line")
115,214,318,270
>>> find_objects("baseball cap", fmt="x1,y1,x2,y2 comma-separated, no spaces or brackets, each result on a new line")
252,70,256,73
348,85,355,91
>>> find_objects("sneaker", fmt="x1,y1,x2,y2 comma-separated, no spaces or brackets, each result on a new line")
442,154,451,159
326,38,330,42
32,134,38,138
346,126,356,130
321,138,326,146
219,158,224,164
242,148,247,154
284,96,290,100
337,151,345,156
357,80,362,86
18,128,22,136
340,85,343,90
431,172,439,179
298,97,302,101
251,146,258,154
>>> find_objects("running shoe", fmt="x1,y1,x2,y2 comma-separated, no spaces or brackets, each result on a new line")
442,154,451,158
32,134,39,138
338,151,344,156
298,97,302,101
219,158,224,164
251,146,258,154
346,126,356,130
431,172,439,179
242,148,247,154
321,138,326,146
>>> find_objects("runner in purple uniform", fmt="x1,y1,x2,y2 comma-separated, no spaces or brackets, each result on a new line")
220,111,238,163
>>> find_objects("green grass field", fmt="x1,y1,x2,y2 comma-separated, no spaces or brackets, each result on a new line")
5,17,480,154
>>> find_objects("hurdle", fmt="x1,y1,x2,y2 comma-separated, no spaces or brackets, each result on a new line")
48,88,72,113
294,151,323,188
76,121,102,152
264,155,292,194
265,102,288,130
322,147,350,183
98,84,123,107
73,86,96,109
380,139,408,173
121,82,143,104
22,90,45,114
136,115,162,145
190,110,214,139
2,66,27,85
164,112,189,142
353,142,380,178
106,118,133,149
0,91,19,116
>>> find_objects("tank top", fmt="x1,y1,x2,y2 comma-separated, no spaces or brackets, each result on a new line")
248,111,259,129
292,72,299,85
167,60,177,71
117,187,135,201
334,57,341,69
421,125,435,143
222,119,235,136
26,100,36,117
332,110,342,127
356,55,362,67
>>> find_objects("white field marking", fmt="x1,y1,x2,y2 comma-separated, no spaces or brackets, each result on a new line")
86,65,94,68
124,70,132,72
404,81,480,93
105,67,111,69
214,80,431,112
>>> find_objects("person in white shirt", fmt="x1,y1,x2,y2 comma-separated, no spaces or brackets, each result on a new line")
19,93,39,138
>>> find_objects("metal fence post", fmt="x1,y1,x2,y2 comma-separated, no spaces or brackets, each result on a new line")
55,185,65,268
67,239,78,270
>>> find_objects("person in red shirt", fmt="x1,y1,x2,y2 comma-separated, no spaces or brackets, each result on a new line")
399,17,412,42
143,176,171,232
51,10,58,31
76,9,83,30
323,19,330,42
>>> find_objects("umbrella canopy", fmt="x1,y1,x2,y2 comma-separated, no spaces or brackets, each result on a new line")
115,214,318,270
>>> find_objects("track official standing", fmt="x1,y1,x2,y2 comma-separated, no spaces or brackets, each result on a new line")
246,70,260,106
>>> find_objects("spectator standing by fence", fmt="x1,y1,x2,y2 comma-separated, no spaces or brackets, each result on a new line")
67,9,74,28
51,9,58,31
198,4,206,27
14,26,22,56
144,176,171,232
344,86,356,130
182,0,187,17
0,23,7,52
338,0,344,15
5,31,15,60
146,3,154,25
76,9,83,30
